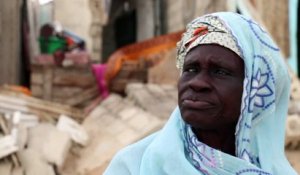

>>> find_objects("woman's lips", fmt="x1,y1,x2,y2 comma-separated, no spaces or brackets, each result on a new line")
182,99,214,109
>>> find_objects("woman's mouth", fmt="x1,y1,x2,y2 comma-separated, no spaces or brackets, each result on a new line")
182,99,214,109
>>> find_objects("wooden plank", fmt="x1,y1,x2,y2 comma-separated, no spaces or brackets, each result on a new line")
0,91,83,120
52,86,83,98
53,66,96,87
52,73,95,87
0,101,54,122
43,67,53,100
64,86,99,106
30,65,97,103
0,114,10,134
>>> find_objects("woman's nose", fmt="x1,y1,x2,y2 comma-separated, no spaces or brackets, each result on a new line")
188,72,212,92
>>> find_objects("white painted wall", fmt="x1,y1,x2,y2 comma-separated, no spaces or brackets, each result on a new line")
54,0,92,57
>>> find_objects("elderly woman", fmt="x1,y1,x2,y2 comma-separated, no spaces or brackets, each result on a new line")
104,12,297,174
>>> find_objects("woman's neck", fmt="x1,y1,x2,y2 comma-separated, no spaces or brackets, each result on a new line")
192,127,236,156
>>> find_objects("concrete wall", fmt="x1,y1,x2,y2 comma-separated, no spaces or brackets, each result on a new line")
165,0,228,33
0,0,21,84
165,0,185,33
54,0,93,59
137,0,155,41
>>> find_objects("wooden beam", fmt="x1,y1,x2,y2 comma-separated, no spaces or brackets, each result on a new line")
0,90,83,120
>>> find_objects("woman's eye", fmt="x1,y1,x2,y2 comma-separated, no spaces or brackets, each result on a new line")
213,69,230,76
185,67,197,73
187,68,197,72
184,67,197,73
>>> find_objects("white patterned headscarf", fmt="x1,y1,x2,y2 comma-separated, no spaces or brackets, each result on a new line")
176,15,242,73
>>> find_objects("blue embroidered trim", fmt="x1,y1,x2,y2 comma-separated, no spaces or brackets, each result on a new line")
248,55,275,114
236,168,272,175
254,55,275,84
240,16,279,51
244,123,251,129
242,138,250,143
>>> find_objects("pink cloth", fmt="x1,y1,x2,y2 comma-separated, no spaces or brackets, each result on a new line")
92,64,109,99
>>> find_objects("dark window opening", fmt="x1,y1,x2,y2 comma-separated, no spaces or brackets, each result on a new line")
114,10,137,48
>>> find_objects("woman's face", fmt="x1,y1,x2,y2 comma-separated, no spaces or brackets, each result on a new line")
178,44,244,130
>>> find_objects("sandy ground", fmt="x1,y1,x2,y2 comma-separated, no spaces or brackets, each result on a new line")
286,150,300,173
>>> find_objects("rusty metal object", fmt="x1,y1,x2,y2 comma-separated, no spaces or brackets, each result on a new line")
105,31,183,89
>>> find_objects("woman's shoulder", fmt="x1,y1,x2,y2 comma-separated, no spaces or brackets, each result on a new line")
114,131,158,160
103,132,158,175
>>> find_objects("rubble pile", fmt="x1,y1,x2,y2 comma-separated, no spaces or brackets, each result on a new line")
0,84,168,175
0,78,300,174
0,88,88,175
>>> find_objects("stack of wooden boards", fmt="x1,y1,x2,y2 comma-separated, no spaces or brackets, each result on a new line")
30,64,99,109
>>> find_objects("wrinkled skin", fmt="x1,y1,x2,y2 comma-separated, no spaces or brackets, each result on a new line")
178,44,244,154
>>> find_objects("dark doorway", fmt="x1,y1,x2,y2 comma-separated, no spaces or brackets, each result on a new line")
114,10,136,48
20,0,31,87
102,0,137,63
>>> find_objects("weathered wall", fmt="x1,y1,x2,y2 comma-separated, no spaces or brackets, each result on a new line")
0,0,21,84
165,0,228,33
165,0,185,33
252,0,290,58
137,0,155,41
89,0,110,61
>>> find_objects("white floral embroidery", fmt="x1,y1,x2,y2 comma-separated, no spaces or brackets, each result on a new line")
249,69,273,112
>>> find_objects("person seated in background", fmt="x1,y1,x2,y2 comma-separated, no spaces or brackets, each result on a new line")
104,12,297,175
